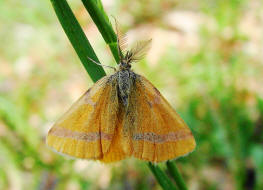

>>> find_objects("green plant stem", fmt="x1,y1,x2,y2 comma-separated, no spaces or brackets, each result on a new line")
81,0,120,63
166,161,188,190
50,0,106,82
148,162,178,190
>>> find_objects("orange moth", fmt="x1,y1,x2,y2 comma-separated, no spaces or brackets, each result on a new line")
46,26,196,163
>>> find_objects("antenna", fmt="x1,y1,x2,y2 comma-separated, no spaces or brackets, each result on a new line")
87,57,116,71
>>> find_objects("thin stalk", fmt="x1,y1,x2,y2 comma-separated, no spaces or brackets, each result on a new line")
167,161,188,190
81,0,120,63
50,0,106,82
148,162,178,190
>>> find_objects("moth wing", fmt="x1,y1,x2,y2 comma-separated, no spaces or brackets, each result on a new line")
46,75,125,161
125,75,196,162
98,106,127,163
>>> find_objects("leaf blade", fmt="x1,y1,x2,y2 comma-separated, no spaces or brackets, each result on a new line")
50,0,106,82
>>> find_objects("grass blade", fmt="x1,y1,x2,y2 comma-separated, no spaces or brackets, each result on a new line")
50,0,106,82
81,0,120,63
148,162,178,190
166,161,188,190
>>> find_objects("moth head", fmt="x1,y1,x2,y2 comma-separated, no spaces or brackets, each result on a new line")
119,51,133,70
114,18,152,70
118,40,152,71
119,60,131,70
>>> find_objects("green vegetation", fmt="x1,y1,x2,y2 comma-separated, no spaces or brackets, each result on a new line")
0,0,263,189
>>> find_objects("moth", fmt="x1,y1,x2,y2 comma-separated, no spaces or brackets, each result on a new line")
46,26,196,163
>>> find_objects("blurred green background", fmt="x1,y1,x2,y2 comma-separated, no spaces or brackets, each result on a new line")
1,0,263,189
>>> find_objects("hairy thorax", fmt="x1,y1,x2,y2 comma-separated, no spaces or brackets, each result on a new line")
117,69,136,108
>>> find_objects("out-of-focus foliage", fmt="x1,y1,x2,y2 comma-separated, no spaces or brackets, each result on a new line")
0,0,263,190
